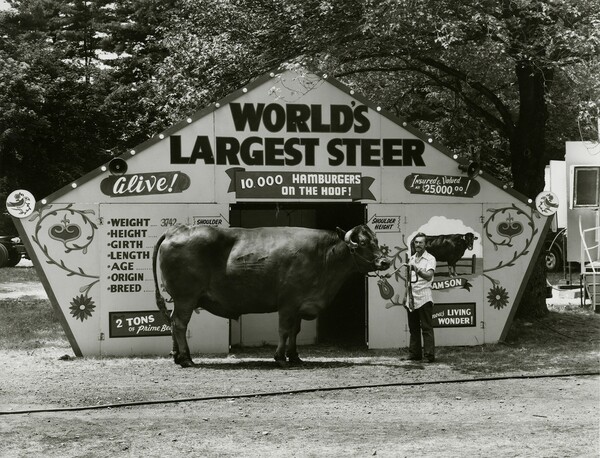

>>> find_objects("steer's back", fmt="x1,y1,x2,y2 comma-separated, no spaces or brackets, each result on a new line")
158,225,339,318
425,235,467,263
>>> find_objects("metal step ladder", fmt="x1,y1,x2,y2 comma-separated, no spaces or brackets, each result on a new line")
582,265,599,312
579,217,600,313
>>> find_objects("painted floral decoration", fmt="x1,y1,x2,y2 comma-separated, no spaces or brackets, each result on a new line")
69,294,96,321
379,244,391,258
377,277,395,300
487,285,509,310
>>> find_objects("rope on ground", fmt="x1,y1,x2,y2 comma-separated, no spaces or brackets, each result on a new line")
1,371,598,416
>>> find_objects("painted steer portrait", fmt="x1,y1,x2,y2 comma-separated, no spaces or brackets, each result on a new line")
152,224,391,367
423,232,478,277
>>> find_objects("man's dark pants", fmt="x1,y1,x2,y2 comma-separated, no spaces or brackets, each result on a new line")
407,301,435,360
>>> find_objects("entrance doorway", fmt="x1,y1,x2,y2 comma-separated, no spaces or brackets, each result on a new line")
230,203,367,346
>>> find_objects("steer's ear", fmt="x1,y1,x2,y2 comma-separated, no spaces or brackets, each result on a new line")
336,227,346,240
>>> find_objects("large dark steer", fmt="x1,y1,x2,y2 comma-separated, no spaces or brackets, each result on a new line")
152,224,390,367
423,232,478,277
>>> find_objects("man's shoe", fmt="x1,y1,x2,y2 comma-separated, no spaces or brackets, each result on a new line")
425,356,435,363
406,355,422,361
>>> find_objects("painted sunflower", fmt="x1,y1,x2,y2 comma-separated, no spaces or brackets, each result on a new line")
69,294,96,321
487,285,509,310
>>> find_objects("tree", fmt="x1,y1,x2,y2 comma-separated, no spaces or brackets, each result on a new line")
0,0,177,233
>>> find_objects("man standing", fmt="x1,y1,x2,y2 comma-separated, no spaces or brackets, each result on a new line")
406,232,436,362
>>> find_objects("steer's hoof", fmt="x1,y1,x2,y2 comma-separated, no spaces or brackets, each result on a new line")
287,355,303,366
274,355,288,368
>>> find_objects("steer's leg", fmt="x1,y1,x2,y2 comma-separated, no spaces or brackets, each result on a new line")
171,302,196,368
275,312,294,367
287,318,303,365
170,313,179,360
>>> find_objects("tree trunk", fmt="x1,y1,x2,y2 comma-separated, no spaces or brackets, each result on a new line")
510,61,553,318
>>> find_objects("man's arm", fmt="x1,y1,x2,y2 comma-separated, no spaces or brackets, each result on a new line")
414,267,434,281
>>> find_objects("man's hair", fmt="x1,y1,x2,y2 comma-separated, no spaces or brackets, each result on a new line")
413,232,427,241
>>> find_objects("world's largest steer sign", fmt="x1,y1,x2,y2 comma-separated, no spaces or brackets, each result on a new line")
169,103,428,167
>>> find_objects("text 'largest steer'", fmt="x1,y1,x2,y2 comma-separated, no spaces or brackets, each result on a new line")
152,224,391,367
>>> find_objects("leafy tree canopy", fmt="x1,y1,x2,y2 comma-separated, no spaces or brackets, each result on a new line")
152,0,599,190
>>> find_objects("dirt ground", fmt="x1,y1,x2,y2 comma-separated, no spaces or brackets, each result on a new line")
1,269,599,457
0,345,598,457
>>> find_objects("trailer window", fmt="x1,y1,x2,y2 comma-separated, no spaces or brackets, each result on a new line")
573,166,600,207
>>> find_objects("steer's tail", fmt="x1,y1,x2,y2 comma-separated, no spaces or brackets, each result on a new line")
152,232,171,324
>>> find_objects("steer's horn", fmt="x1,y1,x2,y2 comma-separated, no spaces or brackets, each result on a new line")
344,228,358,249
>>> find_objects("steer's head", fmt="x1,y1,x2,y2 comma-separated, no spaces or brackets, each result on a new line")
464,232,478,250
337,225,391,272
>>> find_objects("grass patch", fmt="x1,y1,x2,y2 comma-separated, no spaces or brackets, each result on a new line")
438,305,600,375
0,298,68,350
0,266,68,349
0,266,40,283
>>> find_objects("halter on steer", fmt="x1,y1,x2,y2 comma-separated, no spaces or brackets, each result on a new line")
343,227,396,276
